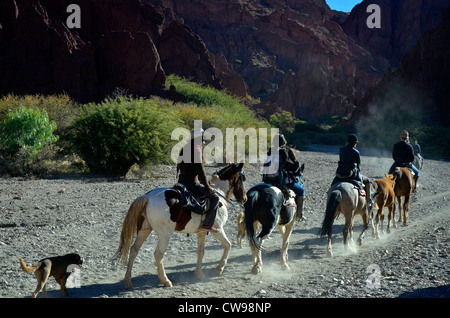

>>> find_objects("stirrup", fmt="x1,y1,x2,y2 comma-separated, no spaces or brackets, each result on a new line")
201,225,219,233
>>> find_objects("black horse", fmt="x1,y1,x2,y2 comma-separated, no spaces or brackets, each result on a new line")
244,164,304,274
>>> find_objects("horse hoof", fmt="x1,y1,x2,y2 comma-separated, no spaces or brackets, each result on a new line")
161,280,173,287
251,265,262,275
281,264,290,271
357,238,363,246
196,272,206,281
124,278,133,289
215,267,224,277
326,251,333,258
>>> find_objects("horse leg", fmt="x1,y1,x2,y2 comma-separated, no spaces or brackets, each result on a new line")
387,204,394,234
357,209,369,246
211,228,231,277
397,196,403,225
279,222,295,270
343,214,352,250
373,209,380,239
403,194,411,226
326,232,333,257
154,234,173,287
250,241,263,274
370,210,376,238
195,232,207,280
380,205,385,234
250,220,263,274
124,227,152,289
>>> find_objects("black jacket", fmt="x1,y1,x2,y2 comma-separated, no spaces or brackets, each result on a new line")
392,141,414,167
336,145,360,178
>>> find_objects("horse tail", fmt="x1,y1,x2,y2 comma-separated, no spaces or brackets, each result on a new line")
392,168,402,192
114,195,149,264
244,190,261,250
320,190,342,237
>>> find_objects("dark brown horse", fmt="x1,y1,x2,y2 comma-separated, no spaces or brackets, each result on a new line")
392,167,415,226
371,174,396,238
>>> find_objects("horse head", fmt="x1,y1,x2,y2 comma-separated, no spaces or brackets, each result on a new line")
384,174,397,187
212,163,247,204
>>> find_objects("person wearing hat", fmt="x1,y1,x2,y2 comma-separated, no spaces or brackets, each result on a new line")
177,128,220,232
331,134,365,194
263,134,306,221
388,130,419,185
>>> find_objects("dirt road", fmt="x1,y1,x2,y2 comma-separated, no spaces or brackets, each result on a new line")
1,151,449,299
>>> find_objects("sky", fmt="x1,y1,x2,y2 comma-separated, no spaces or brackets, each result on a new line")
325,0,363,13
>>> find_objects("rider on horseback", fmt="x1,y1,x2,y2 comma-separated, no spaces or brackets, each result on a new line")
177,128,220,232
263,134,305,221
388,130,419,186
331,134,366,195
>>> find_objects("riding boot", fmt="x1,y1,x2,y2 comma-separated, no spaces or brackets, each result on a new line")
295,196,305,221
413,175,419,192
202,193,220,232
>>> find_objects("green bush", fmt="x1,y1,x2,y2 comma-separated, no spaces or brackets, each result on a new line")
71,96,185,175
166,74,269,130
0,107,58,160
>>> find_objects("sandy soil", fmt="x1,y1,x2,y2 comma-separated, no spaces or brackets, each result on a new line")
1,150,449,300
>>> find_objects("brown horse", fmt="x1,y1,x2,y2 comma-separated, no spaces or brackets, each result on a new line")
392,167,415,226
370,174,396,238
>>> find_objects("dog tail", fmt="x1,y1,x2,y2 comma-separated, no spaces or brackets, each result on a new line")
114,195,149,265
19,258,40,274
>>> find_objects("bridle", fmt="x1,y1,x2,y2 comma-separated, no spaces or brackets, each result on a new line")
214,166,247,207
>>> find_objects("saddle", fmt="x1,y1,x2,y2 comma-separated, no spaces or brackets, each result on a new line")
170,183,208,215
280,189,297,225
394,166,415,176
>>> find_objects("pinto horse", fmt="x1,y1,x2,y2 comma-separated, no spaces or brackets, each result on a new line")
370,174,396,238
320,179,375,257
114,163,246,288
244,164,304,274
392,167,415,226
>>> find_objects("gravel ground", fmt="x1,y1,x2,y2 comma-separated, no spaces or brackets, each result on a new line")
0,150,449,301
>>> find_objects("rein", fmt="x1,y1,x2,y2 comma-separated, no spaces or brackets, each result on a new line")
214,169,246,208
214,190,243,208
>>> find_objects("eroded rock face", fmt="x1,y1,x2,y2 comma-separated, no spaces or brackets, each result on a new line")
1,0,448,121
353,7,450,126
163,0,384,119
0,0,164,102
0,0,245,102
342,0,450,67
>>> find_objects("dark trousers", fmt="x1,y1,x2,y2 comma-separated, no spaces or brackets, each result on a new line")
185,183,220,227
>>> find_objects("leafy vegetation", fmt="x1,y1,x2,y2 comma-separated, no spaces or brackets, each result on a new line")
0,107,59,174
270,111,354,150
71,96,184,175
1,76,447,177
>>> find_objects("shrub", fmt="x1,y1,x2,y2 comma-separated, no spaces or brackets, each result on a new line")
0,107,58,159
166,74,269,130
0,94,79,135
71,96,185,175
